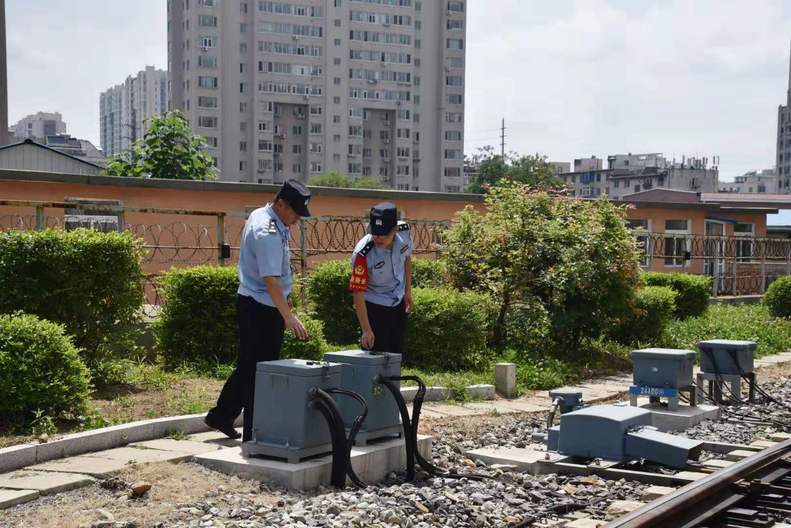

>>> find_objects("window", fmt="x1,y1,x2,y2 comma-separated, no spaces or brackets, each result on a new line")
198,15,217,27
446,38,464,50
292,145,302,154
447,0,464,11
198,76,218,89
445,130,462,141
240,141,247,152
446,75,464,86
444,167,461,177
447,94,463,105
205,136,218,148
626,219,651,267
199,36,215,48
197,96,217,108
734,222,755,262
258,140,273,151
198,116,218,128
310,123,322,134
444,149,462,160
664,219,690,267
198,55,217,68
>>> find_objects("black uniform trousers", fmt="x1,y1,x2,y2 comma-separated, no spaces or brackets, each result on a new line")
208,295,284,442
365,299,407,361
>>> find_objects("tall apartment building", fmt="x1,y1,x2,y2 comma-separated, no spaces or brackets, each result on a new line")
720,169,777,194
167,0,466,191
99,66,168,157
11,112,67,140
777,43,791,192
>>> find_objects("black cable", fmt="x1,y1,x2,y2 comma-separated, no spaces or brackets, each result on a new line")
309,396,347,488
378,376,416,482
325,387,369,488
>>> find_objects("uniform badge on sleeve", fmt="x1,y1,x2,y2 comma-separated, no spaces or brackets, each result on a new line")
349,253,369,292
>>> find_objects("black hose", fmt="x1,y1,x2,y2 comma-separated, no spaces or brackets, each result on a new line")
309,396,347,488
378,376,416,481
326,387,369,488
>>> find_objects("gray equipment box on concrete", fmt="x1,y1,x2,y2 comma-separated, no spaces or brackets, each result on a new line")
549,388,584,414
243,359,343,462
324,350,402,444
557,405,652,461
631,348,696,388
698,340,756,375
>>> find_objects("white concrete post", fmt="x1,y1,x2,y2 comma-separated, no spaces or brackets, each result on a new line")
495,363,517,399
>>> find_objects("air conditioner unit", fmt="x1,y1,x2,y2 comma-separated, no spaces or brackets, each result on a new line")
367,79,377,84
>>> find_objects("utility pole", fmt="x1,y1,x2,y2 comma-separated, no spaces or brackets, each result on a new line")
500,118,506,158
0,0,8,146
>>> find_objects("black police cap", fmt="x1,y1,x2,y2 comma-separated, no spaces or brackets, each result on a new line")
369,202,398,235
276,179,311,217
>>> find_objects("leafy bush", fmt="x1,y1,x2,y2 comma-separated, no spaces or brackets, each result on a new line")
411,258,447,288
305,260,358,344
157,265,240,368
0,229,145,365
502,296,552,357
663,304,791,358
282,313,328,361
613,286,677,345
643,272,711,319
405,287,495,371
765,276,791,318
443,182,641,354
0,313,92,422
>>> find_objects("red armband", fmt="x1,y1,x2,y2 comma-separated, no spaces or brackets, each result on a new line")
349,253,369,292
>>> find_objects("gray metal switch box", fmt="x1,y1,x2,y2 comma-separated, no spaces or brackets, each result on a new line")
698,340,756,375
242,359,343,462
324,350,402,444
631,348,696,388
557,405,652,461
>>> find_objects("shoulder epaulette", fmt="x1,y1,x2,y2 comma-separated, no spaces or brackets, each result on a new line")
398,221,410,231
268,219,278,234
359,239,375,256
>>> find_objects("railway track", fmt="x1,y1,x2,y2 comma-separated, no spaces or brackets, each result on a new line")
606,437,791,528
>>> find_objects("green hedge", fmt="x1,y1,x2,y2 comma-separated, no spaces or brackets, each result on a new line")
305,260,358,344
157,265,326,367
643,272,711,319
405,287,495,371
613,286,677,344
0,229,145,365
765,276,791,318
411,258,447,288
0,313,92,422
157,265,240,367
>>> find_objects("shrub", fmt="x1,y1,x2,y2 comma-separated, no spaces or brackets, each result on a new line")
443,182,641,354
765,276,791,318
411,258,447,288
0,313,92,422
643,272,711,319
305,260,358,344
281,313,328,361
0,229,145,365
663,304,791,358
613,286,677,345
405,287,495,371
502,296,552,357
157,265,239,367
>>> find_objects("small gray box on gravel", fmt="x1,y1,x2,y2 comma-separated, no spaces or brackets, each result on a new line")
698,340,756,375
631,348,696,388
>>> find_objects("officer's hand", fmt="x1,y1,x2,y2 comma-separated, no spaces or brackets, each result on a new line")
361,330,375,350
404,292,413,315
286,314,309,340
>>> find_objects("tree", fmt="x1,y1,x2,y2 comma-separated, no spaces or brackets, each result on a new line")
307,171,388,189
466,145,562,193
106,111,217,181
443,181,641,355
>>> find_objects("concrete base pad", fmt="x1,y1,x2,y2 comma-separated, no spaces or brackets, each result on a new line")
0,470,94,495
31,446,198,477
195,435,432,490
617,401,720,432
0,489,38,509
465,447,566,475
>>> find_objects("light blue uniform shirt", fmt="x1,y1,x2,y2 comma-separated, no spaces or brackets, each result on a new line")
238,205,292,307
350,225,413,307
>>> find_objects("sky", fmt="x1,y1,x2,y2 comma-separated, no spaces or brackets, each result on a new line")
6,0,791,184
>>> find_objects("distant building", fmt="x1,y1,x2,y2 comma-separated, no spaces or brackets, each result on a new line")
11,112,67,140
0,138,103,175
548,161,571,175
720,169,777,194
559,153,719,200
44,134,106,166
100,65,167,157
778,43,791,192
574,156,603,172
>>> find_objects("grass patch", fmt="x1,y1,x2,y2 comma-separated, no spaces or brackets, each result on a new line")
662,304,791,359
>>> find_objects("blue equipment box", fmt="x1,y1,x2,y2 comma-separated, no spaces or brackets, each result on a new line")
631,348,696,389
698,340,756,375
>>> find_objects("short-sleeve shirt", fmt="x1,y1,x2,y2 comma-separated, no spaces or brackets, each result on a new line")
349,223,413,307
238,204,292,307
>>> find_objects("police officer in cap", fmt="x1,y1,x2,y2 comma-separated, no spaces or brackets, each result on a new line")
205,179,311,441
349,203,413,358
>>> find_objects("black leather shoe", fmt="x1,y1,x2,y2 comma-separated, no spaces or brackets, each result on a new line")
204,412,241,439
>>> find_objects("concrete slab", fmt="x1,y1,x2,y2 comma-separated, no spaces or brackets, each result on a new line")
465,447,565,475
194,435,432,490
702,459,734,470
606,500,644,516
0,444,36,474
32,446,195,477
748,440,777,449
725,449,756,461
674,471,707,482
130,438,225,455
462,402,509,414
34,421,155,464
565,519,605,528
494,400,547,414
465,384,496,400
423,404,482,417
636,403,720,432
770,432,791,442
0,489,38,509
0,470,94,495
425,387,451,401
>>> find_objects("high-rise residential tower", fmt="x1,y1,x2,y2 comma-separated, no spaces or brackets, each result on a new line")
777,43,791,192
